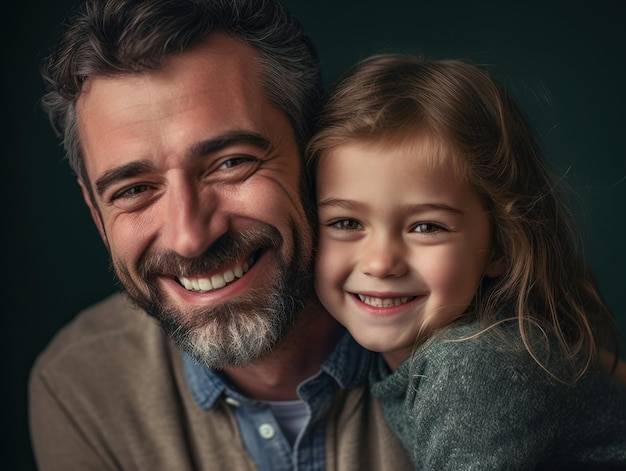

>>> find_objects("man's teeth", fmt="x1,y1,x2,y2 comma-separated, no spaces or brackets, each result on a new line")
357,295,412,307
178,257,253,292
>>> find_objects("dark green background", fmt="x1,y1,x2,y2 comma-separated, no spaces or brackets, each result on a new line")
5,0,625,468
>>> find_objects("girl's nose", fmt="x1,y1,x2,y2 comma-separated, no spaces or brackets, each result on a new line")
359,233,408,278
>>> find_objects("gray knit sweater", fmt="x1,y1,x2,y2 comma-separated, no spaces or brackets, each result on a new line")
369,320,626,470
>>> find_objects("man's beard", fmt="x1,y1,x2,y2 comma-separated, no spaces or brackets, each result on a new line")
112,221,313,368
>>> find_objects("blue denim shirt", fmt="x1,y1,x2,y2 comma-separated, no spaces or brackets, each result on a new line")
184,331,369,471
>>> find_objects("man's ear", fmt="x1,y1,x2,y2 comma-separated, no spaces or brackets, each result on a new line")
78,178,109,249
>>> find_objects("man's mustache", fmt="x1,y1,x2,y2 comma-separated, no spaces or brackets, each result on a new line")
137,225,284,279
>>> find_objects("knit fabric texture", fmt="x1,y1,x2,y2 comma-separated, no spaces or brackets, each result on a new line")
370,319,626,470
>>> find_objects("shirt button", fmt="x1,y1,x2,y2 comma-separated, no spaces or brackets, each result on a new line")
258,423,275,439
224,397,241,407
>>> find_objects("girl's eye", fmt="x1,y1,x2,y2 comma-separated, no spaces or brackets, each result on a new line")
331,219,363,230
413,222,442,233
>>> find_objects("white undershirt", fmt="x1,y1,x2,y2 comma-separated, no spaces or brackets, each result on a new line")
267,399,310,447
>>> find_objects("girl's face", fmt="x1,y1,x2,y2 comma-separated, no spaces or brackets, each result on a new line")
314,137,502,369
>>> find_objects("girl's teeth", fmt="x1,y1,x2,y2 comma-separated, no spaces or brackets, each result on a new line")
358,295,411,307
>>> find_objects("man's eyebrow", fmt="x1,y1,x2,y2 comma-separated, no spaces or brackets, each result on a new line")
95,160,154,198
188,131,270,159
94,132,271,198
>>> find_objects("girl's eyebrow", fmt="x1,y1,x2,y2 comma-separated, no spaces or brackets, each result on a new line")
403,203,464,215
317,197,362,210
318,198,463,215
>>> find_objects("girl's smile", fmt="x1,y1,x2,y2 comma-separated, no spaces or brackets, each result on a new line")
350,290,425,314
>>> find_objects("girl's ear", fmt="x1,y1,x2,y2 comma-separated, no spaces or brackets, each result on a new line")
485,254,506,278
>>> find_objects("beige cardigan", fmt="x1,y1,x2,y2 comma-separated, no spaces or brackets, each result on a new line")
29,293,411,470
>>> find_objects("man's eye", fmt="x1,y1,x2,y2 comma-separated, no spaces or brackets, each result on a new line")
219,156,256,169
331,219,363,230
113,184,151,200
413,222,442,233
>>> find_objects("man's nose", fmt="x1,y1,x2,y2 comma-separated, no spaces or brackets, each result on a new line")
162,179,227,259
359,232,408,278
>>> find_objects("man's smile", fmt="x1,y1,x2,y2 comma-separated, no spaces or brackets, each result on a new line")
175,252,259,293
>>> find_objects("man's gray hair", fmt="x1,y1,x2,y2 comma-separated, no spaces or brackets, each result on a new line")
41,0,324,185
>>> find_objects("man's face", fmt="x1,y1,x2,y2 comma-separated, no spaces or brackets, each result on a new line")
76,35,314,367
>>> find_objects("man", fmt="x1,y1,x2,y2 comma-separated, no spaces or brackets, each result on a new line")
29,0,412,469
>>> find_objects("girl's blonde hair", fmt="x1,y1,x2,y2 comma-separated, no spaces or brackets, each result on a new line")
307,54,618,381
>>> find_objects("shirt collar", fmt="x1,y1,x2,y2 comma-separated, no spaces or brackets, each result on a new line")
183,354,226,409
320,329,370,389
183,330,370,410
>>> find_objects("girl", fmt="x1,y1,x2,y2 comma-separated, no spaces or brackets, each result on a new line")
307,54,626,469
